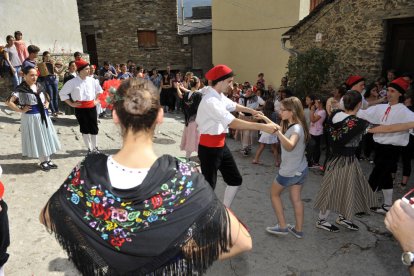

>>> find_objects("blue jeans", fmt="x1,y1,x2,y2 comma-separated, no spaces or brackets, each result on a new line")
11,66,22,89
44,75,59,113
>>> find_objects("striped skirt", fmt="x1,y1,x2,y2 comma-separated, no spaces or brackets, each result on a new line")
21,113,61,158
314,154,377,220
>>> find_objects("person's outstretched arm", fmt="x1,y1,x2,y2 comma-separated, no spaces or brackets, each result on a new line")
368,122,414,133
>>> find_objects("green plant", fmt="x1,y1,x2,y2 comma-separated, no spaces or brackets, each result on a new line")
287,47,336,98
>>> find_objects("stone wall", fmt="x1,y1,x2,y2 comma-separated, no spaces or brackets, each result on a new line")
286,0,414,87
191,34,213,76
77,0,192,71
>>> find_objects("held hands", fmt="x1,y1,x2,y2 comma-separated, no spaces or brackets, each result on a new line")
21,105,31,113
251,110,263,116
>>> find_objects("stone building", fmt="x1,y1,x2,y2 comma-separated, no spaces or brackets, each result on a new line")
283,0,414,86
178,6,213,76
76,0,192,71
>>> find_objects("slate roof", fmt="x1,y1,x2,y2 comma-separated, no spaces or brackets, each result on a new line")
283,0,336,36
178,19,212,36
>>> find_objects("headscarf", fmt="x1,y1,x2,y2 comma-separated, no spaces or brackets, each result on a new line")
42,154,231,275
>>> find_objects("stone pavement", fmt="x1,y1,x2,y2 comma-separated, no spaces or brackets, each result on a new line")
0,103,409,275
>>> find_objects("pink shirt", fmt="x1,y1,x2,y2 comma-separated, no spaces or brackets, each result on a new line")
14,40,28,63
309,109,326,136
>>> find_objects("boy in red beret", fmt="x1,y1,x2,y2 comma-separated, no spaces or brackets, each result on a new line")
196,65,277,207
357,77,414,215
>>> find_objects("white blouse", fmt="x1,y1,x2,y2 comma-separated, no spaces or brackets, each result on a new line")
107,156,150,189
196,86,236,135
59,76,103,102
357,103,414,146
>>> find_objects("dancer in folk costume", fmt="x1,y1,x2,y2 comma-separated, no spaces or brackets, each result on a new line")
196,65,277,207
314,91,377,232
59,59,103,154
41,78,252,275
5,67,61,171
357,77,414,214
177,76,202,158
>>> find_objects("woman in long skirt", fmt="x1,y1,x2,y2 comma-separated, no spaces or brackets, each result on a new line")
6,67,61,171
314,91,376,232
177,76,202,158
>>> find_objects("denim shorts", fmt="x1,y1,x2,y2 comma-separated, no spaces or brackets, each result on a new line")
275,167,308,187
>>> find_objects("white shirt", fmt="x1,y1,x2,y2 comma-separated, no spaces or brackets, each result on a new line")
357,103,414,146
107,156,149,189
196,86,236,135
59,76,103,102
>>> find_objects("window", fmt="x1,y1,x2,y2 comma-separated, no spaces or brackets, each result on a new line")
137,30,157,48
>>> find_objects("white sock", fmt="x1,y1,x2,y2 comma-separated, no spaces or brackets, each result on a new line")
382,189,393,206
39,156,50,163
82,134,92,150
318,210,330,220
91,135,98,149
223,186,239,208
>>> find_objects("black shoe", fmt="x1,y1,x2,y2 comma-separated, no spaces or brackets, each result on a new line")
335,216,359,231
316,219,340,232
39,162,50,171
93,147,101,154
47,161,58,169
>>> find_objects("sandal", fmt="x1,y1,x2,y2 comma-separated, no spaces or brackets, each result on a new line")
39,162,50,171
252,160,261,165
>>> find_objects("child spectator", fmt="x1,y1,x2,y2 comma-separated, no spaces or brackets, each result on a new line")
252,99,280,166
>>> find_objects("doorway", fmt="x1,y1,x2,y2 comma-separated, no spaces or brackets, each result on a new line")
384,17,414,75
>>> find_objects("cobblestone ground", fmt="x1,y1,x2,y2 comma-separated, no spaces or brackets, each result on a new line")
0,104,409,275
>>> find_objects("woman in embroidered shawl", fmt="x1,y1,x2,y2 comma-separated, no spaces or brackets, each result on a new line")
314,91,376,233
40,78,251,275
5,67,61,171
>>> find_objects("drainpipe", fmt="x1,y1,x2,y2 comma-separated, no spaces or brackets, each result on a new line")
281,35,299,57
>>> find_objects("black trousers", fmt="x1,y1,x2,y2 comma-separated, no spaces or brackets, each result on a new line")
369,143,401,191
198,144,242,190
309,134,322,164
75,107,98,135
0,201,10,267
391,136,414,177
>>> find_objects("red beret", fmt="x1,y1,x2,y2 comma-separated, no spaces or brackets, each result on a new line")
346,75,365,89
205,64,234,82
0,180,4,198
75,59,89,72
389,77,410,94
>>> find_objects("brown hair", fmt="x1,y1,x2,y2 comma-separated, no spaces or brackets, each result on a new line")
113,78,161,135
280,96,310,143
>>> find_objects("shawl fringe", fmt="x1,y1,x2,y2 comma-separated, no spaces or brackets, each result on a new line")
43,194,231,276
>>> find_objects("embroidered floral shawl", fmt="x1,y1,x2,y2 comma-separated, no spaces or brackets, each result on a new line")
42,154,230,275
328,110,368,148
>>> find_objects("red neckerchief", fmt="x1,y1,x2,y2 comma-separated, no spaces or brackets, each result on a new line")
381,105,391,122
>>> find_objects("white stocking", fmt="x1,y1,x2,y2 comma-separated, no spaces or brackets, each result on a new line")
223,185,239,208
91,135,98,149
82,134,92,150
